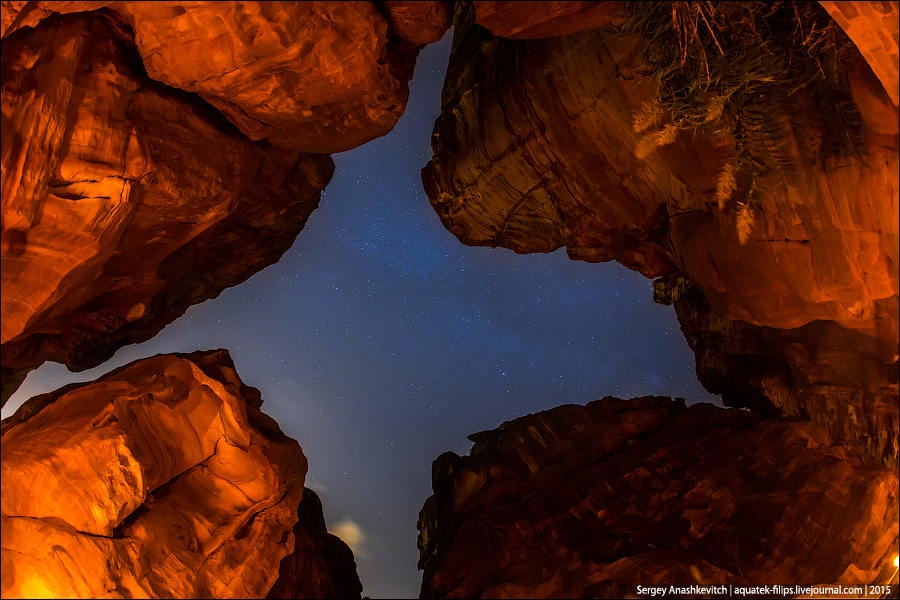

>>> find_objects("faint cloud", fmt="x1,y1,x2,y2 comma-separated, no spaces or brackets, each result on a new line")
331,518,366,555
306,480,328,496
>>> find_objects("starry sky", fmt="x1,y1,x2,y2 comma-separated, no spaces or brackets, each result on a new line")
3,31,723,599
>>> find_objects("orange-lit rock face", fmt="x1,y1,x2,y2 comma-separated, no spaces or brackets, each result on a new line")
2,1,451,153
0,10,334,401
1,350,314,598
424,4,680,276
383,1,452,48
117,1,418,153
423,2,899,464
820,0,899,107
425,1,898,339
418,397,900,599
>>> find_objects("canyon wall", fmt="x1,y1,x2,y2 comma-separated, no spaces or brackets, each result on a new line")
422,0,899,466
2,1,898,598
1,349,362,599
417,396,899,598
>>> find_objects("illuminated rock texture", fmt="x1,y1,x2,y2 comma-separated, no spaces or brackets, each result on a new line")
383,1,452,48
0,349,362,599
2,0,450,152
820,0,900,106
417,396,900,599
0,8,336,402
423,1,899,465
112,0,424,153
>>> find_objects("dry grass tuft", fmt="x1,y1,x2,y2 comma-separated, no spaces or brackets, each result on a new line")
736,203,755,244
634,100,663,132
715,162,738,209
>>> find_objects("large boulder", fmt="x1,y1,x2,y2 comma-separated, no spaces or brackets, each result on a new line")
0,9,334,402
1,349,362,599
0,1,452,401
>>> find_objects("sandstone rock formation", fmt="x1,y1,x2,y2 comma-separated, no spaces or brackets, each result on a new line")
423,1,899,465
0,2,455,595
417,396,900,598
2,1,451,152
384,1,453,48
820,0,900,106
267,488,365,600
1,349,362,599
0,9,334,402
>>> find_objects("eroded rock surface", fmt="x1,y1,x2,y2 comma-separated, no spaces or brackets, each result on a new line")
383,1,452,48
417,396,900,598
116,0,424,153
1,349,361,599
423,1,899,464
2,1,451,153
0,9,334,402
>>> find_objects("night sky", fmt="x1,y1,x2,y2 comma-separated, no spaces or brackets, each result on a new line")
3,32,723,599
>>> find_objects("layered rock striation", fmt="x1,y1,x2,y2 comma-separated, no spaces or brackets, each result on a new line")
1,349,361,599
418,396,900,598
423,1,899,465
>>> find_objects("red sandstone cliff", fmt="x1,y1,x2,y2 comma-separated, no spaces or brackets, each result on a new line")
0,8,332,402
1,1,451,153
422,0,899,466
417,396,899,598
1,349,362,599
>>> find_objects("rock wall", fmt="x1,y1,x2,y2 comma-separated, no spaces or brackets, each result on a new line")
473,1,621,39
1,1,451,152
417,396,900,598
820,0,899,106
1,349,361,599
0,9,333,402
423,1,899,465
